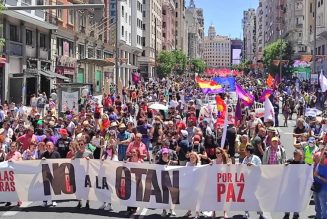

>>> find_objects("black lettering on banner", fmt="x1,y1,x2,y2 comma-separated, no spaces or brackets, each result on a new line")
102,177,109,190
115,167,131,200
95,176,109,190
85,175,92,188
162,171,180,204
130,168,147,201
42,163,76,196
143,169,162,203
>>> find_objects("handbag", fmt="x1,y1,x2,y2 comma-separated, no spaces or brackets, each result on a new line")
311,181,322,193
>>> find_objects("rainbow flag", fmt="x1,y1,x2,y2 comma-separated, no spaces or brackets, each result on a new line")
196,77,224,94
235,83,254,106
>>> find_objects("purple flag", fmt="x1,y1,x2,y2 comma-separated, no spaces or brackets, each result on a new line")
235,83,254,106
201,88,225,94
258,89,273,102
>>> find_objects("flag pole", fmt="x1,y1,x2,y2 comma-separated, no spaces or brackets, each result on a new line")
220,102,229,148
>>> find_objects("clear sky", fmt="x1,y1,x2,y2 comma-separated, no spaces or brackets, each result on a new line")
186,0,259,39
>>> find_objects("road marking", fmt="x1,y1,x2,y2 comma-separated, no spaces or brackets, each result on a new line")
2,202,33,217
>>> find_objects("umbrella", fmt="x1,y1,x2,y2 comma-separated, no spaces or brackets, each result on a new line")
149,103,168,111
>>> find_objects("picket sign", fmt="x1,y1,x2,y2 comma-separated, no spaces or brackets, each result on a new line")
0,160,312,212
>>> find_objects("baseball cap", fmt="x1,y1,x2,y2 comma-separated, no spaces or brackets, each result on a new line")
175,115,181,120
193,135,201,142
162,148,169,154
308,137,316,143
271,137,279,142
59,128,68,135
181,130,188,137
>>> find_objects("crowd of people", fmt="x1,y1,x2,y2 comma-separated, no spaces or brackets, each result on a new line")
0,72,326,219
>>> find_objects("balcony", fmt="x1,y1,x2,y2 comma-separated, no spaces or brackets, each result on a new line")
26,45,36,57
35,10,45,19
8,41,23,56
296,23,303,28
40,48,48,59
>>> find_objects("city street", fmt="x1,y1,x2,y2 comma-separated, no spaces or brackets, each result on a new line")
0,113,317,219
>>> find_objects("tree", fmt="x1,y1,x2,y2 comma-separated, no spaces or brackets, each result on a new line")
231,60,251,74
191,58,206,73
172,50,187,74
157,50,188,76
263,39,293,75
157,51,175,77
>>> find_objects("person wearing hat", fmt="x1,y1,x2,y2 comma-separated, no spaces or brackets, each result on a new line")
176,130,189,166
298,136,319,165
117,122,131,161
262,137,287,165
56,128,72,158
156,146,177,217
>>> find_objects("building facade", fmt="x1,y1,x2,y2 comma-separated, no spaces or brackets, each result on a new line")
115,0,143,86
185,0,204,59
2,0,58,104
138,0,162,80
242,8,256,62
284,0,307,58
255,0,265,62
203,25,231,68
175,0,188,54
162,0,176,51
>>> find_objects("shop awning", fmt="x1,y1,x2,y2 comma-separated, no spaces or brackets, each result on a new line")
78,58,115,67
39,70,71,82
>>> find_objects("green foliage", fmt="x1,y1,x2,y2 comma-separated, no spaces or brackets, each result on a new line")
172,50,187,74
157,50,188,76
157,51,175,76
263,39,293,75
191,58,206,73
231,60,251,74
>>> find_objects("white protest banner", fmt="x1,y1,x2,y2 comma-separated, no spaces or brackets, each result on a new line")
62,91,79,113
0,160,312,212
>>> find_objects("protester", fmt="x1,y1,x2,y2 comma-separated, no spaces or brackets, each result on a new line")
73,139,93,209
314,147,327,219
185,152,200,219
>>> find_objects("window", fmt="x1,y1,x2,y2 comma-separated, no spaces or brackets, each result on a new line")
122,26,124,37
122,6,124,17
57,8,62,20
40,33,46,48
78,44,85,59
68,9,74,24
104,52,112,58
10,25,18,42
97,50,102,59
36,0,43,5
26,30,32,45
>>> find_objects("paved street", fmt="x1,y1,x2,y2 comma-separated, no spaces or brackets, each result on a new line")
0,114,316,219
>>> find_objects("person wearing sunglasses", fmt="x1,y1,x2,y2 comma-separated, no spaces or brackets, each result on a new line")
210,147,230,218
242,145,264,219
40,141,60,207
73,139,94,209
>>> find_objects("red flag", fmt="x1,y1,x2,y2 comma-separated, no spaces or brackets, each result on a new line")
266,74,275,88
